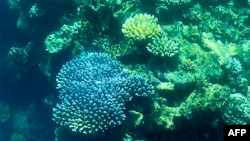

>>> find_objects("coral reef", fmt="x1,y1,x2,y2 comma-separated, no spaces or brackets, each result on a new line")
127,110,144,127
7,47,29,67
53,53,154,134
2,0,250,140
146,35,180,57
223,93,250,125
155,0,192,15
92,36,135,58
122,13,161,41
44,21,86,53
223,57,242,75
152,83,230,130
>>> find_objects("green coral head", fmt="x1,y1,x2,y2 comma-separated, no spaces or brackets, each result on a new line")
146,36,180,57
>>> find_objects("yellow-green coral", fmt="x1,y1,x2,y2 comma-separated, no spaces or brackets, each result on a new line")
122,13,161,41
45,33,71,53
128,110,144,127
179,83,230,118
152,98,181,130
152,82,230,130
201,32,237,63
179,58,196,71
156,82,175,92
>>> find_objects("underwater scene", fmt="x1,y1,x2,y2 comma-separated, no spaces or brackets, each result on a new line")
0,0,250,141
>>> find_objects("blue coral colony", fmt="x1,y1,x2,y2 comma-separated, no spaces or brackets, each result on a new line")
1,0,250,141
53,53,154,134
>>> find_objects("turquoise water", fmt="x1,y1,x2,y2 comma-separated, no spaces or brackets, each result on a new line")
0,0,250,141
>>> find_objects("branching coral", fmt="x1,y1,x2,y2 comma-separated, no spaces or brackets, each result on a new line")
224,57,242,75
122,13,161,41
146,35,180,57
53,53,154,134
223,93,250,125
